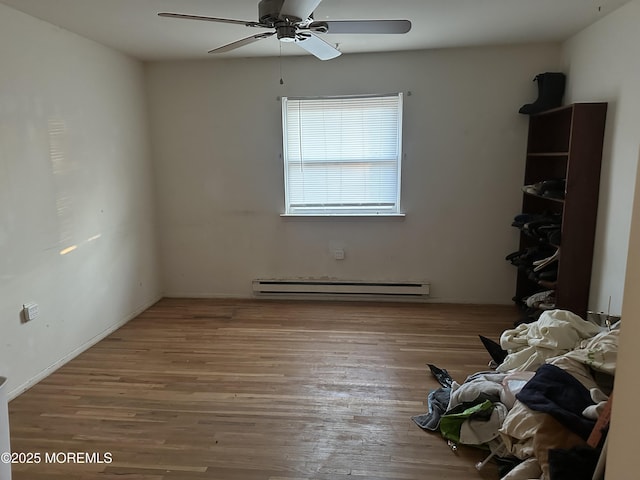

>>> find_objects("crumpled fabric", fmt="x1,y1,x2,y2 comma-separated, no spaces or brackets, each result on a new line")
582,388,609,420
411,387,451,431
500,371,536,409
548,446,600,480
499,400,545,459
497,310,601,373
533,414,587,479
439,400,494,444
434,372,511,447
500,457,542,480
448,371,508,411
545,356,599,390
558,328,619,375
516,364,595,440
460,402,508,445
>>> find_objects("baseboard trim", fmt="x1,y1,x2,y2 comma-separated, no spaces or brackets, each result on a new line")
163,293,250,299
7,295,162,401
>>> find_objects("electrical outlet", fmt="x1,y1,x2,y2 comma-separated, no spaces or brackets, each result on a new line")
22,303,39,322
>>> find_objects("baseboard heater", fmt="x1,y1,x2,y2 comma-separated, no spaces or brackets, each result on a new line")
252,279,430,299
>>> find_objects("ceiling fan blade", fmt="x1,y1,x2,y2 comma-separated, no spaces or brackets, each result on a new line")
279,0,323,20
158,12,268,28
209,32,276,54
313,19,412,34
295,33,341,61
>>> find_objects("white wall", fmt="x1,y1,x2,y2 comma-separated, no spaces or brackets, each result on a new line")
147,44,561,303
0,4,161,397
563,0,640,316
562,0,640,476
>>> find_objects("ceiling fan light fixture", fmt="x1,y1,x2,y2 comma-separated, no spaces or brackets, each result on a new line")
276,24,297,42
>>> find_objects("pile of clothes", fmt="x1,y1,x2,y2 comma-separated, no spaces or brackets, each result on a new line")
412,309,618,480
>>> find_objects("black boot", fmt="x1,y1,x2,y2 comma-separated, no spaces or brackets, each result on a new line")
518,72,566,115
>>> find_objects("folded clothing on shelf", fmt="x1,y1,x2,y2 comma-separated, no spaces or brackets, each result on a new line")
512,211,562,229
506,245,557,268
522,179,566,200
512,289,557,326
528,264,558,283
511,212,562,245
533,247,560,272
524,289,556,309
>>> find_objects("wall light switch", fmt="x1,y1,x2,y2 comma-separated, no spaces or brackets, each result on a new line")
23,303,39,322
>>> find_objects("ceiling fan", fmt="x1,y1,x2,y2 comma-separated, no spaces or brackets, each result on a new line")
158,0,411,60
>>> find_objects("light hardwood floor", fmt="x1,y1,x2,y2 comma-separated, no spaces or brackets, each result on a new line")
8,298,517,479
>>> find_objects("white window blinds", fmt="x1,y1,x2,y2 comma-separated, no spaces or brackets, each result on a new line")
282,93,403,215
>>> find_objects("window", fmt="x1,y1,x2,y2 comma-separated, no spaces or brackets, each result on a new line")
282,93,403,216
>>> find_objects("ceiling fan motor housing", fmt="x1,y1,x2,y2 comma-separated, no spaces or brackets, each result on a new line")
276,24,297,42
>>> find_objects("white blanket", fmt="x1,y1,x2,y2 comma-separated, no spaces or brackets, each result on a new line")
497,310,601,373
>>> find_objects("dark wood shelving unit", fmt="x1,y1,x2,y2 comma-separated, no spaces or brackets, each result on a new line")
514,103,608,319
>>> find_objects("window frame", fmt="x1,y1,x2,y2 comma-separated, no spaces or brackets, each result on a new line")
281,93,404,217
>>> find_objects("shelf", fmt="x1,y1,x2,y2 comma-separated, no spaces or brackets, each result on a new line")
523,192,565,204
527,152,569,157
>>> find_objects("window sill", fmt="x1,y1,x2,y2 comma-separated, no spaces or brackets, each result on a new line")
280,213,406,218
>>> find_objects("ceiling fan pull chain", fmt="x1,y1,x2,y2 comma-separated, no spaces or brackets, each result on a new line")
279,42,284,85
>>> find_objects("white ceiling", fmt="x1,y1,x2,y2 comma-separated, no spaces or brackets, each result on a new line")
0,0,630,61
